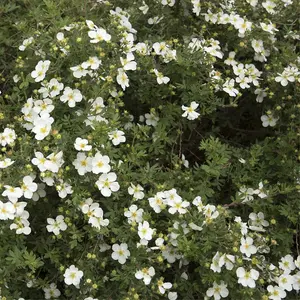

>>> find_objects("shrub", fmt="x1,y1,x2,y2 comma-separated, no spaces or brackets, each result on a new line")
0,0,300,299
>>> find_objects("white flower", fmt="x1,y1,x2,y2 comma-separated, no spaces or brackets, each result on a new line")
191,0,201,16
138,221,154,244
33,99,54,116
240,236,257,257
279,255,296,274
261,114,278,127
157,279,172,294
139,1,149,14
267,285,286,300
181,154,189,168
206,281,229,299
223,79,239,97
21,176,38,199
168,198,190,214
46,215,67,235
116,68,129,90
74,137,92,152
254,88,267,103
248,212,269,231
19,37,34,51
219,254,235,270
48,78,64,97
260,22,278,34
295,256,300,269
96,172,120,197
111,243,130,264
293,272,300,290
88,207,109,229
88,28,111,43
135,267,155,285
45,151,64,173
128,183,145,200
239,187,255,203
236,267,259,288
0,201,16,220
153,69,170,84
153,42,169,55
73,152,92,175
124,205,144,224
148,192,166,213
82,56,102,70
0,158,15,169
2,185,23,202
0,128,16,146
182,101,200,120
203,204,219,221
32,113,54,141
262,0,277,14
70,64,89,78
60,87,83,107
161,0,175,6
10,211,31,235
31,60,50,82
145,113,159,126
192,196,204,212
32,183,46,201
108,130,126,146
120,52,137,71
64,265,83,286
92,152,111,174
43,283,61,299
57,181,73,199
210,252,222,273
277,273,294,291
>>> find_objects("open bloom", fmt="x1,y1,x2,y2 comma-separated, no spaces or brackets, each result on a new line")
64,265,83,286
240,236,257,257
2,185,23,202
153,69,170,84
267,285,286,300
128,183,144,200
138,221,154,245
43,283,61,299
88,28,111,43
60,87,83,108
124,204,144,224
92,152,111,174
206,281,229,299
0,201,16,220
108,130,126,146
182,101,200,120
135,267,155,285
46,215,67,235
96,172,120,197
111,243,130,264
74,137,92,151
21,176,38,199
236,267,259,288
31,60,50,82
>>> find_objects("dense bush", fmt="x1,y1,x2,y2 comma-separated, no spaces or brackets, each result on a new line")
0,0,300,299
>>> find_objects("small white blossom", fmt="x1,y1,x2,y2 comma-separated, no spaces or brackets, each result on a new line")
64,265,83,286
46,215,67,235
182,101,200,120
96,172,120,197
111,243,130,264
135,267,155,285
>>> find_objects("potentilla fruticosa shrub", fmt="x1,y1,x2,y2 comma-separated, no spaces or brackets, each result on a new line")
0,0,300,299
